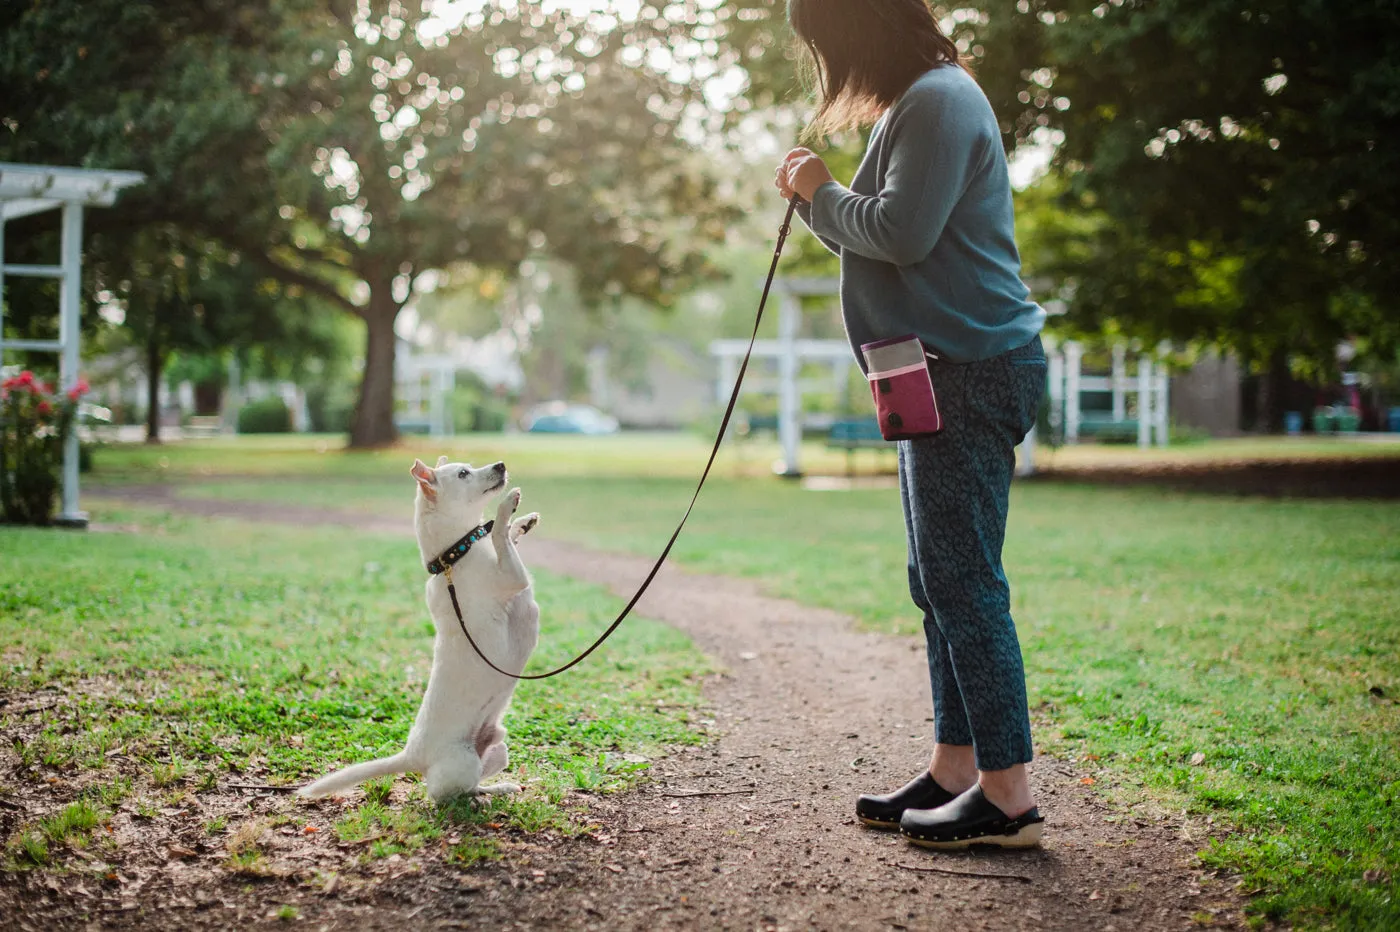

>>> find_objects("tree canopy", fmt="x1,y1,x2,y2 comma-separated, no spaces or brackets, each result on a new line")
970,0,1400,380
7,0,1396,435
2,0,760,445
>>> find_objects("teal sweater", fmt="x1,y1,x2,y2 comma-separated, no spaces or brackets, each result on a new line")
796,64,1045,366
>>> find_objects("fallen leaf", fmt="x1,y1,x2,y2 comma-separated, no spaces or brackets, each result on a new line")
531,870,546,878
1080,777,1095,786
1190,752,1206,766
1363,869,1390,885
1089,890,1102,901
484,822,503,829
167,845,197,859
303,825,319,834
604,863,623,873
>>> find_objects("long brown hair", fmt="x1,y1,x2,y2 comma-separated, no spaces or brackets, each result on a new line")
788,0,969,140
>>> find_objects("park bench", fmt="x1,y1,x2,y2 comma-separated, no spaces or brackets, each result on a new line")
1078,413,1139,444
185,415,222,437
826,417,894,476
395,417,433,436
745,413,779,434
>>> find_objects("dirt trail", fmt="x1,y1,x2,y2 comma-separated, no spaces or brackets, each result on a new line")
56,486,1243,929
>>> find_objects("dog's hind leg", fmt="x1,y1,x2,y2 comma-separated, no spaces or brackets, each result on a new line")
423,745,482,804
474,779,521,796
479,742,512,781
473,721,519,792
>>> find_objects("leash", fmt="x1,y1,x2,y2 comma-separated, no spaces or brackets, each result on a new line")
443,197,803,680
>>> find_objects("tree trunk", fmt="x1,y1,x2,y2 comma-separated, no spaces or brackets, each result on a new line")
145,332,163,445
1254,349,1290,434
349,286,401,449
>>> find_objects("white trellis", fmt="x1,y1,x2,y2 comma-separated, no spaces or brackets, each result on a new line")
710,277,851,477
1044,339,1169,449
396,340,457,437
710,277,1039,477
0,163,144,525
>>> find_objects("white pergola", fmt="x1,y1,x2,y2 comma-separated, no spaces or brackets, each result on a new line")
710,277,849,477
711,277,1039,477
1046,339,1169,448
0,163,145,525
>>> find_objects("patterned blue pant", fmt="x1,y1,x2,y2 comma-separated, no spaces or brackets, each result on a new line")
897,335,1046,772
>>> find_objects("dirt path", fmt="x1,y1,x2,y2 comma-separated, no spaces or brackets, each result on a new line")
26,486,1244,929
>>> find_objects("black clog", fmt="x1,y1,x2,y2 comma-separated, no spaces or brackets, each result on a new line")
900,784,1044,849
855,771,957,829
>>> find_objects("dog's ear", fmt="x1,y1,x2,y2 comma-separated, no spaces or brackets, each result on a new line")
436,455,449,468
410,458,438,501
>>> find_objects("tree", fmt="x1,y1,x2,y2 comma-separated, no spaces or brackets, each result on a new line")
2,0,754,447
88,231,340,442
1,0,333,440
967,0,1400,414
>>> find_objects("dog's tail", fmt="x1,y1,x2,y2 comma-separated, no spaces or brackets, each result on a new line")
298,752,412,799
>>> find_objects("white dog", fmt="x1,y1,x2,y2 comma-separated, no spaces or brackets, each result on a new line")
300,456,541,803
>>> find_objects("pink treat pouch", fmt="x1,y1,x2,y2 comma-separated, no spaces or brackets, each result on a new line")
860,335,943,440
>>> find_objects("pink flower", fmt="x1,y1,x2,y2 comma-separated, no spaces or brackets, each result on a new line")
37,400,53,416
17,371,34,386
67,378,90,400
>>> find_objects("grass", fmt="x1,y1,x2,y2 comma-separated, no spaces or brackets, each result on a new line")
74,433,1400,929
83,430,1400,488
4,798,108,868
0,503,711,875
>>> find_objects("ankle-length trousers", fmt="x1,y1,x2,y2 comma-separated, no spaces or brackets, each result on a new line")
897,334,1046,771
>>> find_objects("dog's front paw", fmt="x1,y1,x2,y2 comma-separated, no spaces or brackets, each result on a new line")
496,488,521,523
510,513,540,543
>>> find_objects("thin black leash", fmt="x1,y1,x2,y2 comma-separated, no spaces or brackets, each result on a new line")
444,197,802,681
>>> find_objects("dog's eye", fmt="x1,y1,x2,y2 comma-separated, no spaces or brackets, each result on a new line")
458,468,469,479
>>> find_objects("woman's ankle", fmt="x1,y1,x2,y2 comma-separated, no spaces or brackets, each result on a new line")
928,744,977,795
977,765,1035,819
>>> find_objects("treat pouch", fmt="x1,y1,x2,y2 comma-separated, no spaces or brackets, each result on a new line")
860,334,943,440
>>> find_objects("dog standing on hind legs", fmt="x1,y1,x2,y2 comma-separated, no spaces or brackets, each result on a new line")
300,456,541,804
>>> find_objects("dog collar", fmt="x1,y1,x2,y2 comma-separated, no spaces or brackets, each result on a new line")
426,521,495,575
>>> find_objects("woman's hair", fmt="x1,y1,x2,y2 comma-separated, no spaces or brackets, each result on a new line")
788,0,969,139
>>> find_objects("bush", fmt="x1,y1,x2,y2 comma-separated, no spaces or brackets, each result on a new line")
0,371,89,525
306,381,356,434
448,381,511,433
237,397,292,434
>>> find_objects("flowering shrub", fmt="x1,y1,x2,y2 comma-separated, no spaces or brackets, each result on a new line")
0,370,89,525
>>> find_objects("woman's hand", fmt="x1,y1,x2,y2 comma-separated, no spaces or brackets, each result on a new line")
776,147,835,203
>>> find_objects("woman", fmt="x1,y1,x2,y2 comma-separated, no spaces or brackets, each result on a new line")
777,0,1047,849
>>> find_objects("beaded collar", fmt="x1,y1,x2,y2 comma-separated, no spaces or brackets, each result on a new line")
426,520,495,575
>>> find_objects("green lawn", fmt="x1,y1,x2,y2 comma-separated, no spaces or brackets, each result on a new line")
14,433,1400,927
0,505,710,874
83,429,1400,487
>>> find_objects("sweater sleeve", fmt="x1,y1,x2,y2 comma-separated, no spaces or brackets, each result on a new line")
808,80,990,267
793,198,842,256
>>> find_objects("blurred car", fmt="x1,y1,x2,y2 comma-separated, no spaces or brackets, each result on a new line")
521,402,619,435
